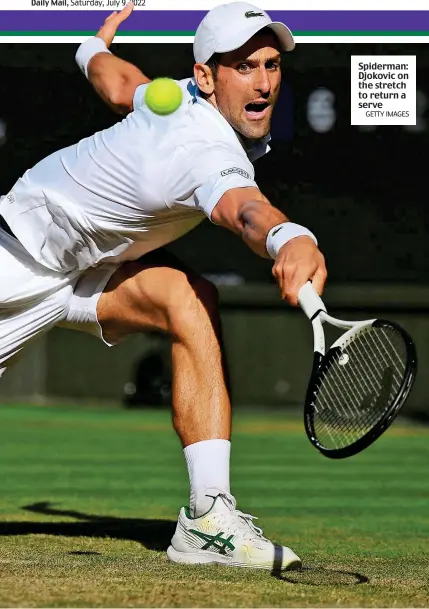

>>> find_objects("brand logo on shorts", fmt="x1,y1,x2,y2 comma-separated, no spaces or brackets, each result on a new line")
5,192,15,205
245,10,264,17
221,167,251,179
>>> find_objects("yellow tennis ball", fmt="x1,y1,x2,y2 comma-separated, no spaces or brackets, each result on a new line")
145,78,183,115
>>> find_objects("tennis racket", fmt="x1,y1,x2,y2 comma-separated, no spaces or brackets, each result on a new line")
298,282,417,459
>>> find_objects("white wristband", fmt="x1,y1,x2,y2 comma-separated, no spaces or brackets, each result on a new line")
266,222,318,259
75,37,112,79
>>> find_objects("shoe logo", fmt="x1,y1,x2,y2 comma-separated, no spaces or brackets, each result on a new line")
245,11,264,18
189,529,235,555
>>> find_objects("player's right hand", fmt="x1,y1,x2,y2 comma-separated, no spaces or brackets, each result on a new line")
96,1,134,48
272,236,327,307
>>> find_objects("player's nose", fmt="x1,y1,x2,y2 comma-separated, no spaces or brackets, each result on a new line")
253,68,271,95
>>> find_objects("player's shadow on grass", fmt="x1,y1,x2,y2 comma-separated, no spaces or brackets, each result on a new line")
0,502,176,552
4,503,370,584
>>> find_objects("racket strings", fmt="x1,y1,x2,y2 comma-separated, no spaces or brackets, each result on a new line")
313,325,407,450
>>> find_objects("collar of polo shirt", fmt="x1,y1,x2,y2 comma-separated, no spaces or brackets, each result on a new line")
187,79,271,163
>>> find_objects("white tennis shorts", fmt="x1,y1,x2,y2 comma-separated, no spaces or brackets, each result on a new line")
0,228,118,379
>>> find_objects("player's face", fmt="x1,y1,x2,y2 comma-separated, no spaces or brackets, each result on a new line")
213,34,282,140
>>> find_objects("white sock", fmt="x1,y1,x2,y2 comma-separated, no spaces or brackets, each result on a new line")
184,439,231,517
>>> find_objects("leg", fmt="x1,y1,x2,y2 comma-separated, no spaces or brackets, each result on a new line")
64,250,301,571
62,250,231,513
96,250,231,447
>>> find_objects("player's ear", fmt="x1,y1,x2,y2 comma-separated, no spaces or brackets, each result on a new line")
194,63,215,95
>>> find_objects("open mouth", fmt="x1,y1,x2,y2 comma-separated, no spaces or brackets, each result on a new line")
244,101,270,119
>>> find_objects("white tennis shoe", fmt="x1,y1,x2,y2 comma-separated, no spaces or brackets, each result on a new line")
167,490,302,571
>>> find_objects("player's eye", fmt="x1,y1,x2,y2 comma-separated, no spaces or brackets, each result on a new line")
266,60,280,71
237,63,252,74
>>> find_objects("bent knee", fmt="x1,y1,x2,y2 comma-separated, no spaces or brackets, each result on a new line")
166,274,219,332
100,262,220,338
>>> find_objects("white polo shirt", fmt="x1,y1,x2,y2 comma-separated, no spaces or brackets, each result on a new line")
1,78,270,274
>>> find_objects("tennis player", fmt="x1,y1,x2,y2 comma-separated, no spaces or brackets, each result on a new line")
0,1,327,570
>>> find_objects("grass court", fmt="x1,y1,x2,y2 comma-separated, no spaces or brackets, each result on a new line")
0,404,428,607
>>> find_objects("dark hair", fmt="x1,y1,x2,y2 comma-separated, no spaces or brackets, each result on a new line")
205,53,221,79
205,28,279,80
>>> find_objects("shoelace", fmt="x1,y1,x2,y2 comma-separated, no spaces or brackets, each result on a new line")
210,509,267,542
235,510,265,538
208,488,267,541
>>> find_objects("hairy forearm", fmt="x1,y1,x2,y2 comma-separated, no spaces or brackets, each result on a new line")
237,200,290,258
88,53,150,115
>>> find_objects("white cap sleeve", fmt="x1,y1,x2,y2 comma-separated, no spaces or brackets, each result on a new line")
194,167,257,218
165,144,257,219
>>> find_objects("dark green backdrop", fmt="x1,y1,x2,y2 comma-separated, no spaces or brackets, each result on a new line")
1,42,429,283
0,43,428,411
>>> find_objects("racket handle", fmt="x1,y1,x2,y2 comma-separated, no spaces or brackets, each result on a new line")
298,281,327,320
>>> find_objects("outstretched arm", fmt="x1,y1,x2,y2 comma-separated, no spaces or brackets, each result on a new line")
211,187,327,306
76,2,150,115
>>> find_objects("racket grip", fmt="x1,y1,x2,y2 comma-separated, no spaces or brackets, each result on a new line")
298,281,327,320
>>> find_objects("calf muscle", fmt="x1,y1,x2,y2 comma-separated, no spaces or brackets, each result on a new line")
97,251,231,446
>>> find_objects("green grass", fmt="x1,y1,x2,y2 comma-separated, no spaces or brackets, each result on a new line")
0,404,428,607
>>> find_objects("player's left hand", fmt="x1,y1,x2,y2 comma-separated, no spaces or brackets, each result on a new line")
96,1,134,48
272,236,327,306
